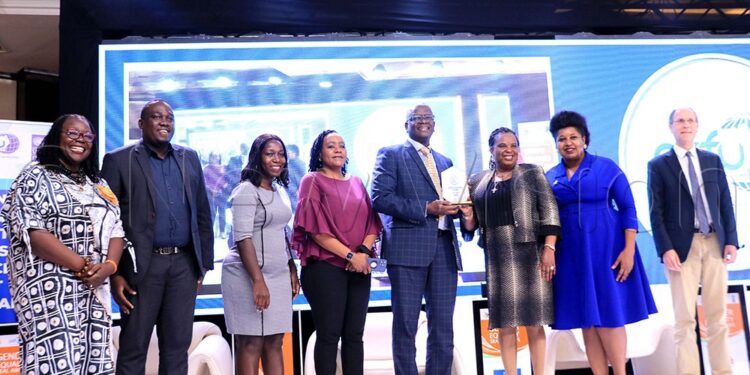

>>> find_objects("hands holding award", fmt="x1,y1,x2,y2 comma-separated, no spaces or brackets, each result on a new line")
427,166,474,219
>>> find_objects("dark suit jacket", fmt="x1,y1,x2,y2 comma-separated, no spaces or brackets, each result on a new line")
101,141,214,285
371,141,462,269
647,148,738,262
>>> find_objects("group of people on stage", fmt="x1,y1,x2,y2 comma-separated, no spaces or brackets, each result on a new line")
0,99,737,375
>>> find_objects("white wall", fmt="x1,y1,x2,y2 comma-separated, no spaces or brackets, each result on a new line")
0,78,17,119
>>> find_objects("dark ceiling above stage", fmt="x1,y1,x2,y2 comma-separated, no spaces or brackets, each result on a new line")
67,0,750,37
59,0,750,125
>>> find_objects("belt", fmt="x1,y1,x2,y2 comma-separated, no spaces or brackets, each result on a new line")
694,225,715,234
153,246,183,255
437,230,451,237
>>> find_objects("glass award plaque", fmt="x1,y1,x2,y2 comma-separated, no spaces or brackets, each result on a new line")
441,167,471,205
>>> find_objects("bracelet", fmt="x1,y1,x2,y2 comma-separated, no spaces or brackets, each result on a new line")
73,256,93,279
543,244,556,252
105,259,118,274
357,244,373,257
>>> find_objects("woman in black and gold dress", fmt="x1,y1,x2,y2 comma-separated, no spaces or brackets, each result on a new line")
461,127,560,375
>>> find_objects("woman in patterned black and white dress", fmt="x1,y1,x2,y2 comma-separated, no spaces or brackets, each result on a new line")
0,114,125,375
461,127,561,375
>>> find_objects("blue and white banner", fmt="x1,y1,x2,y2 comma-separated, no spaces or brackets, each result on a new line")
0,120,51,326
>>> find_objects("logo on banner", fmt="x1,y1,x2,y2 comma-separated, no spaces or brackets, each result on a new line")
0,134,19,154
31,135,45,157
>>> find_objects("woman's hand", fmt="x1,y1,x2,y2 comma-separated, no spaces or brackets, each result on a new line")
80,261,115,289
348,252,371,274
539,246,556,282
290,270,300,298
252,278,270,311
612,249,635,282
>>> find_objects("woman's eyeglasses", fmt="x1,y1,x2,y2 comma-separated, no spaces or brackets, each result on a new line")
64,129,96,143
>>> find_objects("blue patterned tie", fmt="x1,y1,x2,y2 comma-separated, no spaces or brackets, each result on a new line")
686,151,710,234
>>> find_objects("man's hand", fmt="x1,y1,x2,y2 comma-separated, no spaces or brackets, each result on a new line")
723,245,738,264
426,200,459,216
662,249,681,272
111,275,136,314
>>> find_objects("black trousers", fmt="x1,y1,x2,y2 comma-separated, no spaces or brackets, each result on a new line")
301,260,372,375
116,250,199,375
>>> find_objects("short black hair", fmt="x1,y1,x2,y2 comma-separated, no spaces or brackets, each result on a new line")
139,99,170,120
36,114,100,182
308,129,348,175
240,134,289,188
549,110,591,146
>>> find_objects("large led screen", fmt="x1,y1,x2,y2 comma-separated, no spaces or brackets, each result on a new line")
99,38,750,313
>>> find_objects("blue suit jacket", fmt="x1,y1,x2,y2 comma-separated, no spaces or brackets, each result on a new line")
371,141,462,270
647,148,738,262
101,141,215,285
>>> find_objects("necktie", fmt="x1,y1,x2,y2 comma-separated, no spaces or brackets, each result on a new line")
686,151,710,234
419,147,443,199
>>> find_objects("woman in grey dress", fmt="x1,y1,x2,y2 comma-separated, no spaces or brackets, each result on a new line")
461,127,560,375
221,134,300,375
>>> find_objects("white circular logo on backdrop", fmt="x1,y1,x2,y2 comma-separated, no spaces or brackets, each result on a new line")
620,53,750,271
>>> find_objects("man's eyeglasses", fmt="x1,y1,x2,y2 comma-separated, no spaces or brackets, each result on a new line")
410,115,435,123
64,129,96,143
150,113,174,123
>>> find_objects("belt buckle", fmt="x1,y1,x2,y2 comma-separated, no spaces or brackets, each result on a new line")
155,246,179,255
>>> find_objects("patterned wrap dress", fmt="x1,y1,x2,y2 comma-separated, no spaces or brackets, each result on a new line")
466,164,561,329
0,163,125,375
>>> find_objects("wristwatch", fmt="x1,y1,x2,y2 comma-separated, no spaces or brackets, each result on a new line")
345,252,354,262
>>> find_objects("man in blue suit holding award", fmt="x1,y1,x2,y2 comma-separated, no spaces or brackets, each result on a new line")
648,107,738,375
372,104,463,375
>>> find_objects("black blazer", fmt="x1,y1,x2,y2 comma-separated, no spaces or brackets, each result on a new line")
101,141,214,285
647,148,738,262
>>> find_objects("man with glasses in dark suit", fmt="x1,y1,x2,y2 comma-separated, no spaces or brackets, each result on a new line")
648,107,738,375
372,104,464,375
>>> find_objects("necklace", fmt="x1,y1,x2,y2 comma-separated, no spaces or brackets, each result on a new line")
54,164,87,186
491,170,511,193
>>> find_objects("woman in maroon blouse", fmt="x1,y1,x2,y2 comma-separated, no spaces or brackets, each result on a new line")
292,129,383,375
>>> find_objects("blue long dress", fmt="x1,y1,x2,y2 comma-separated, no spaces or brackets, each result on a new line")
546,152,657,329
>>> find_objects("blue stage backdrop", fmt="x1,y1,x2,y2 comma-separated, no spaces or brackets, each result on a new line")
98,38,750,313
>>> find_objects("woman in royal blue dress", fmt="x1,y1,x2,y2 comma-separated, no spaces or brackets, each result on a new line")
545,111,657,375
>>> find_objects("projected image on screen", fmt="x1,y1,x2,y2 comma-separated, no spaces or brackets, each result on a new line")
115,55,554,295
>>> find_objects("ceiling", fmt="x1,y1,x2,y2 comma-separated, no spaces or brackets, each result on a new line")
4,0,750,77
0,0,59,75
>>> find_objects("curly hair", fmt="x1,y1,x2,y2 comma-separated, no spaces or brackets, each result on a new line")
36,114,100,182
240,134,289,188
307,129,348,175
549,110,591,146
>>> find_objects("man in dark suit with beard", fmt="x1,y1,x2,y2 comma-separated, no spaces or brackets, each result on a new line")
102,99,214,375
